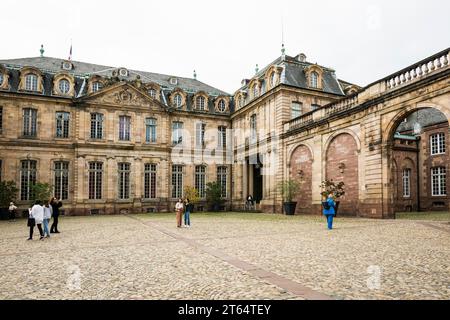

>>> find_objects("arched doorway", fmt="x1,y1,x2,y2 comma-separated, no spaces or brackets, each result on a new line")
290,145,313,214
325,133,359,216
387,107,449,214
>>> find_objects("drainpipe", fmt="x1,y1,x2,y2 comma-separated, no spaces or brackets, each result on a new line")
416,136,421,212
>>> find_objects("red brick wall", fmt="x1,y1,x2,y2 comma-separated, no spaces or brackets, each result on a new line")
325,133,359,216
290,145,313,214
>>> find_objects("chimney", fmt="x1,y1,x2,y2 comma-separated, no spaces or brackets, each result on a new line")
297,53,307,62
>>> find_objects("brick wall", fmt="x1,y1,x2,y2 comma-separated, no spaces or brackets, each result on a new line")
325,133,359,216
289,145,313,214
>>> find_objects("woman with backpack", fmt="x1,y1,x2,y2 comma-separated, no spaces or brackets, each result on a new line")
322,194,336,230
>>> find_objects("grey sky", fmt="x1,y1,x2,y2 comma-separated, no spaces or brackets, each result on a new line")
1,0,449,94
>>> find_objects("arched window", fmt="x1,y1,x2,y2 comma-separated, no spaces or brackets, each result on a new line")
270,72,276,88
92,81,102,93
148,88,157,99
25,74,38,91
58,79,70,94
218,99,226,112
253,85,258,98
196,96,206,110
174,93,182,108
310,72,319,88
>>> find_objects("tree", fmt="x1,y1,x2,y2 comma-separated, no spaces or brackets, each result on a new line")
279,179,301,202
31,182,53,204
205,181,224,211
0,181,19,208
183,186,200,204
320,180,345,199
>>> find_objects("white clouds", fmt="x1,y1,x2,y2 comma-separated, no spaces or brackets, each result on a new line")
1,0,448,93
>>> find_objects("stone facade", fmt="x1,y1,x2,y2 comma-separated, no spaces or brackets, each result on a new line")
0,48,449,218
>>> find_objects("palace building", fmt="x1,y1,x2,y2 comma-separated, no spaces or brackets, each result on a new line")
0,46,449,217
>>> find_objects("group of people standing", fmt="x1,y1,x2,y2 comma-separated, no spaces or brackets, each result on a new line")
175,198,193,228
27,198,63,240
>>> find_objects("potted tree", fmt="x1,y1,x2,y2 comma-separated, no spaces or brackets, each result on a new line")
279,179,301,215
0,181,19,220
31,183,53,203
183,186,200,212
205,182,224,212
320,180,345,216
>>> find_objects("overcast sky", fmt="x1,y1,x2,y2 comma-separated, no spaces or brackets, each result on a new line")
1,0,449,93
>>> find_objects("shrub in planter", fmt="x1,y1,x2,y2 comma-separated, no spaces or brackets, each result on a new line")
205,182,224,212
279,179,301,215
320,180,345,216
0,181,19,220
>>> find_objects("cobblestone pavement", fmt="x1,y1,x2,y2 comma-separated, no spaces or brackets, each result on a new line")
0,213,449,300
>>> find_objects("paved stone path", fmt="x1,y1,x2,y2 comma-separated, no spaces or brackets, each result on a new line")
0,213,449,300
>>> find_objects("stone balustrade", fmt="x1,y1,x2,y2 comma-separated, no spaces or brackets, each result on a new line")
385,49,449,90
284,48,450,134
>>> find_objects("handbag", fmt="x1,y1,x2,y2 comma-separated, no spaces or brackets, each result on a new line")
27,217,35,227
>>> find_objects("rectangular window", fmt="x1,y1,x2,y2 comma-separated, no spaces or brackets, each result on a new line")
88,162,103,200
119,116,131,141
171,165,183,198
20,160,37,201
25,74,38,91
23,108,37,137
54,161,69,200
144,164,157,199
291,102,302,119
431,167,447,196
56,112,70,138
218,126,227,148
195,166,206,198
196,122,206,147
145,118,157,143
118,163,130,199
217,166,227,198
402,168,411,198
430,133,446,155
250,114,257,141
90,113,103,139
172,121,183,145
0,106,3,133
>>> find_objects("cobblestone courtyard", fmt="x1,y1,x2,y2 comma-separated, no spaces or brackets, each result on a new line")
0,213,449,300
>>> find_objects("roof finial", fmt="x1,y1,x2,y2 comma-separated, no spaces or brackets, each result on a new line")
255,64,259,74
193,70,197,80
40,44,45,57
281,43,286,57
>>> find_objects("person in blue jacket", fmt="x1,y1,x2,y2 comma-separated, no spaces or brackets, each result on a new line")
322,194,336,230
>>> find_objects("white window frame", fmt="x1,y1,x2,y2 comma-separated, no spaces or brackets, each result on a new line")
431,167,447,196
402,168,411,198
58,79,70,94
430,133,446,155
25,74,38,91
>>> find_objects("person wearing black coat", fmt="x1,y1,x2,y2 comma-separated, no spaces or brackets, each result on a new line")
50,197,63,233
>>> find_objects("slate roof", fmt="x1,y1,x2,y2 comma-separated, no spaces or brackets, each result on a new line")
397,108,448,133
235,54,347,97
0,56,231,115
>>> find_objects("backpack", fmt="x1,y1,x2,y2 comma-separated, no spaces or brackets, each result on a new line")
322,201,331,210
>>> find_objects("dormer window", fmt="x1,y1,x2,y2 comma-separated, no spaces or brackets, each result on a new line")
58,79,70,94
196,96,206,111
310,72,319,88
253,85,258,99
174,93,182,108
62,61,73,71
119,68,128,77
218,99,226,112
148,88,157,99
169,77,178,85
92,81,102,93
270,72,276,88
25,74,38,91
0,73,3,86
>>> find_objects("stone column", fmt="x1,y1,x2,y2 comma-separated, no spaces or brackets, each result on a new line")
243,160,248,198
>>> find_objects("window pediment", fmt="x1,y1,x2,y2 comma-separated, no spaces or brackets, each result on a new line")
214,96,230,113
19,66,44,93
53,72,75,97
193,91,209,112
169,88,187,109
305,65,324,90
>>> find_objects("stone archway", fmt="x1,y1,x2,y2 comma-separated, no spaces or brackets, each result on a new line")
384,105,450,215
290,145,313,214
325,133,359,216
